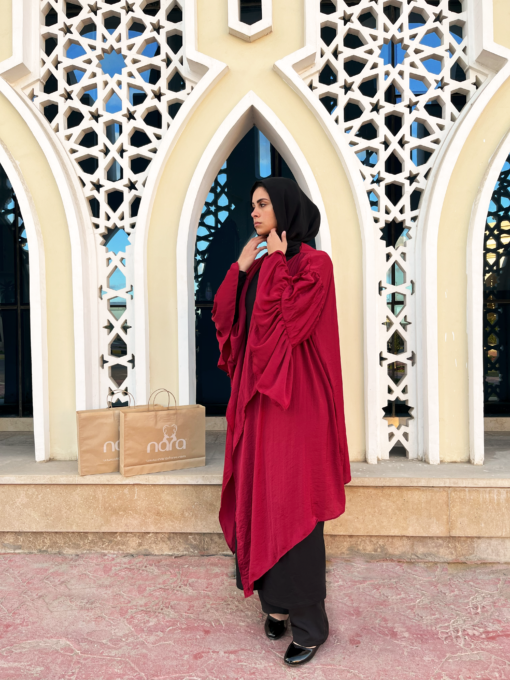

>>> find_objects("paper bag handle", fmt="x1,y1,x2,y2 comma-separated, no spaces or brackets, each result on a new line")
107,390,135,408
148,388,177,411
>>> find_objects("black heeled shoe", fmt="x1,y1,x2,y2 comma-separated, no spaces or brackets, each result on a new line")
264,614,288,640
283,641,321,665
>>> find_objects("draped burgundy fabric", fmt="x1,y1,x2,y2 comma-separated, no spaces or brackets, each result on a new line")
212,244,351,598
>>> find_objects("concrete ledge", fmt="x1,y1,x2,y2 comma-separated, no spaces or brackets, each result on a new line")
2,433,510,561
205,417,227,431
485,418,510,431
3,532,510,564
0,418,34,432
2,485,510,539
0,532,231,556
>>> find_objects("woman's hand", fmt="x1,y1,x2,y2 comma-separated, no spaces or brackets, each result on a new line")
267,229,287,256
237,235,266,272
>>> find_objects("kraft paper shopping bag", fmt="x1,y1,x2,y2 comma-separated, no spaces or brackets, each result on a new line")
76,391,166,476
119,390,205,477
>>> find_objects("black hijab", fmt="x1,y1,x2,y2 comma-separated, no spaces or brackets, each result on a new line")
251,177,321,257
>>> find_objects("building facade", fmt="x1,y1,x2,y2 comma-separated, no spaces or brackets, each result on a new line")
1,0,510,467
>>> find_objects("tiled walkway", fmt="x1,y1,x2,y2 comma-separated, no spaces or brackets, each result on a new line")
1,554,510,679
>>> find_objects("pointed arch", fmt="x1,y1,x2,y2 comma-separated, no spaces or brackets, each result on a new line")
466,131,510,465
173,91,333,407
418,0,510,464
0,78,99,418
0,140,50,461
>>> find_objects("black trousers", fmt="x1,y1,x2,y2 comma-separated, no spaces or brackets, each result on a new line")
258,590,329,647
235,522,329,647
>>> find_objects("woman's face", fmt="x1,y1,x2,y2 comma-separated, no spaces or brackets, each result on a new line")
251,187,277,237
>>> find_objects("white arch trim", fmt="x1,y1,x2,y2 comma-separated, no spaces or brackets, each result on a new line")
175,91,332,406
274,1,379,463
467,131,510,465
418,0,510,464
0,140,50,461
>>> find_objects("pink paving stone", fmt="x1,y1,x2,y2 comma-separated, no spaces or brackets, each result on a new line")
1,554,510,680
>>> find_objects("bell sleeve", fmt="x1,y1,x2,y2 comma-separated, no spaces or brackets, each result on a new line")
250,250,331,409
212,262,244,377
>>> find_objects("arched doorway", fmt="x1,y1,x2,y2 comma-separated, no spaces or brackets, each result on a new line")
0,163,32,418
483,153,510,416
194,126,310,415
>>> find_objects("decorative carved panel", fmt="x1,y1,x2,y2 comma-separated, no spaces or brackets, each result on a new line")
305,0,482,458
26,0,196,402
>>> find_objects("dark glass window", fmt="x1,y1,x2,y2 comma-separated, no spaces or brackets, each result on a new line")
195,127,312,415
484,154,510,415
240,0,262,25
0,164,32,417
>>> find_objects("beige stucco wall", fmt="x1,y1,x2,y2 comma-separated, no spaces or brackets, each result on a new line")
146,0,366,460
494,0,510,51
0,92,78,458
0,0,12,63
0,0,508,464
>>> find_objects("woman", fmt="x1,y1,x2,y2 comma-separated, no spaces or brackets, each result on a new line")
212,177,350,666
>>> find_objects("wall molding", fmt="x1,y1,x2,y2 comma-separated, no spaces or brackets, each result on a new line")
0,140,50,461
175,90,333,406
0,0,39,84
228,0,272,43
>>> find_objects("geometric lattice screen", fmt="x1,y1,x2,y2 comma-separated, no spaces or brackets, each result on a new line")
27,0,194,402
484,155,510,414
194,163,235,295
307,0,483,458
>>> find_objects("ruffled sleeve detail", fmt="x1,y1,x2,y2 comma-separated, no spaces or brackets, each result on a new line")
212,262,242,377
249,250,330,410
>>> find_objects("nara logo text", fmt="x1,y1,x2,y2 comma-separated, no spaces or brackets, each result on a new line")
147,424,186,453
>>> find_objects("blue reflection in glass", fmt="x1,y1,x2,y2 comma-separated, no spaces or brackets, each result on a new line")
367,190,379,211
128,22,145,39
80,23,96,40
411,122,430,139
80,87,98,106
408,12,426,29
411,149,432,167
450,25,463,44
99,50,126,76
106,92,122,113
108,268,126,290
104,228,130,254
410,78,427,96
356,150,378,167
258,131,271,178
420,31,441,48
379,40,406,67
67,43,86,59
106,123,122,144
422,57,442,74
129,86,146,105
142,41,160,57
67,68,85,85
